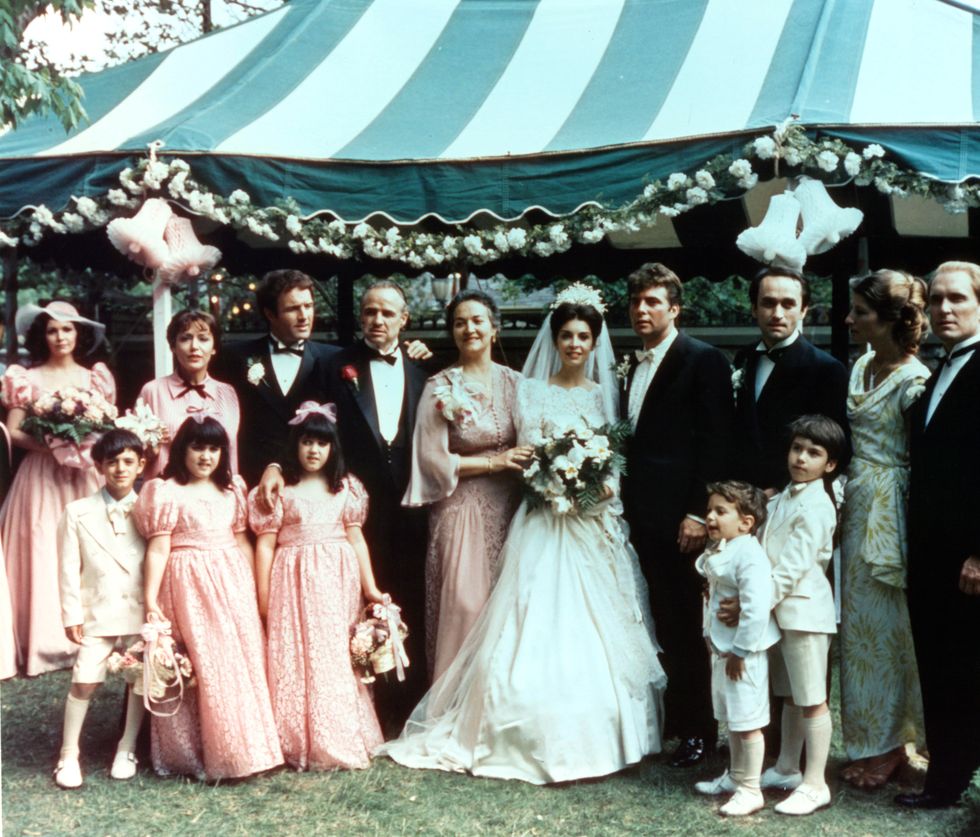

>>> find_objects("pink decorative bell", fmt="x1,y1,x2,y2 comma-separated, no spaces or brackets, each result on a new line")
158,216,222,285
106,198,173,269
735,193,807,271
794,178,864,255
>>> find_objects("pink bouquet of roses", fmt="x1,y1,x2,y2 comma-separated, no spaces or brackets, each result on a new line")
21,387,117,468
350,598,409,684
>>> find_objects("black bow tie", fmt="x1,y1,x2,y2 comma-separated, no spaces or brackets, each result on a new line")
175,381,208,399
757,345,789,361
271,340,304,357
944,344,977,367
368,347,398,365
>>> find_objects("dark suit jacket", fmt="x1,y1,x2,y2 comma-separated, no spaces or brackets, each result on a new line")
908,349,980,591
731,336,848,491
212,336,338,485
621,332,734,545
323,342,427,509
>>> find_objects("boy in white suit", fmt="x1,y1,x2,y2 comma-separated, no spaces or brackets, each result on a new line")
694,481,781,816
54,430,147,789
758,415,843,815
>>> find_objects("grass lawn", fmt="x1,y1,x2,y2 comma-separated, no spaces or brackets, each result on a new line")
1,671,974,836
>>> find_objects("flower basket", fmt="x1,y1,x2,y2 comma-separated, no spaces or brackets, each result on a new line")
350,598,409,684
107,615,195,716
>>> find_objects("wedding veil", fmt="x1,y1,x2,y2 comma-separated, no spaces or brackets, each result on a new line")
521,303,619,422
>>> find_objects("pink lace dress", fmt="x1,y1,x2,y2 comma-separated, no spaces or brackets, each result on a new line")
0,362,114,675
248,477,383,770
134,477,283,780
403,363,522,680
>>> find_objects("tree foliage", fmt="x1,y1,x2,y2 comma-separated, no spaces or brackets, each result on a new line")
0,1,94,132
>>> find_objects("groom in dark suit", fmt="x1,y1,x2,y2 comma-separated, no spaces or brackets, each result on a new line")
620,263,734,767
731,268,848,493
898,261,980,810
323,280,430,731
214,269,338,485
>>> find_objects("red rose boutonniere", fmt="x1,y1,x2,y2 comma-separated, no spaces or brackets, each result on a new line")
341,364,359,392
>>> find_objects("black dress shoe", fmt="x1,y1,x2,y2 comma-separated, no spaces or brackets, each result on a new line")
894,791,958,810
670,737,707,768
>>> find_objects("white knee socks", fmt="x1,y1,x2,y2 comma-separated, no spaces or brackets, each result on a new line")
775,703,805,775
741,736,764,791
60,694,91,760
116,687,145,755
802,712,832,789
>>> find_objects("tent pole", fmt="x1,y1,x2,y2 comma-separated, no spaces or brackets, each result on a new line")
152,274,174,377
2,250,18,366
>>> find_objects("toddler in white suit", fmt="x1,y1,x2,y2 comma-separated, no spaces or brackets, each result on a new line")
694,481,780,816
757,415,844,816
54,430,147,789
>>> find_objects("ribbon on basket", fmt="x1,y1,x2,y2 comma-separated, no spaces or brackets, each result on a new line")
383,595,409,682
140,613,189,717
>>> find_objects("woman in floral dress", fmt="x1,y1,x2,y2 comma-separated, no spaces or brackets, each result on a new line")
404,290,532,680
839,269,931,788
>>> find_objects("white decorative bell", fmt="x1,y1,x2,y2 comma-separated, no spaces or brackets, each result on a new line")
106,198,173,269
735,192,807,271
794,177,863,255
158,216,222,285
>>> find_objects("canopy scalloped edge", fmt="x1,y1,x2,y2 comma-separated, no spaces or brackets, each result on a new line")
0,123,976,269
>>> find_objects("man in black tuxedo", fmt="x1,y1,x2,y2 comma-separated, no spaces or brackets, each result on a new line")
320,280,430,732
213,269,338,485
731,268,848,493
897,261,980,810
620,263,734,767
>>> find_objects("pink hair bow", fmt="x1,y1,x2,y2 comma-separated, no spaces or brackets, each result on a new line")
288,401,338,426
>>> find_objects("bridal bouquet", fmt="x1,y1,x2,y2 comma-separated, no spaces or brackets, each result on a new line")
350,598,409,684
114,397,168,449
522,417,631,515
107,617,195,716
21,388,118,468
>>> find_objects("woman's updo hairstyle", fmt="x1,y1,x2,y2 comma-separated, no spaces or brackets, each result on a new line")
849,269,929,355
446,289,500,334
549,301,604,343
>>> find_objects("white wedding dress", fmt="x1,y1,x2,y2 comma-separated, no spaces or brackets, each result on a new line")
378,378,666,784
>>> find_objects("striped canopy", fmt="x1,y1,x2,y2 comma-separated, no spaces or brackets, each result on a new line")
2,0,978,224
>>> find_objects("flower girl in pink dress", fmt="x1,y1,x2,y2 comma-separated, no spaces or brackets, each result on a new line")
135,416,282,781
248,402,384,770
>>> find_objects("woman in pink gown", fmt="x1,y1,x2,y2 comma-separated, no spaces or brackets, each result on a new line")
1,301,113,676
0,424,15,680
135,416,282,780
249,403,384,770
404,291,531,680
137,310,240,479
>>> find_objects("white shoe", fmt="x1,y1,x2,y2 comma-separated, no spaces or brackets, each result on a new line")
110,751,138,780
774,783,831,816
54,757,83,789
694,770,737,796
760,765,803,790
720,787,765,817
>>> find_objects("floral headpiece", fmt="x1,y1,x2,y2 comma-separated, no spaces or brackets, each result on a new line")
551,282,607,315
288,401,338,426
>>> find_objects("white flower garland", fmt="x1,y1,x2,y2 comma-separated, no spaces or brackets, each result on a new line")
1,121,976,266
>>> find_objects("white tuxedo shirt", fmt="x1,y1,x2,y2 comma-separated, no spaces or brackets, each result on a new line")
58,491,146,636
759,479,837,634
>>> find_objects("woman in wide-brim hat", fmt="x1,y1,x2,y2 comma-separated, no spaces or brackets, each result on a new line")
1,300,115,676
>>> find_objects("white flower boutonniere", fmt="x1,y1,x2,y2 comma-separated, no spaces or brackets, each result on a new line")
432,368,485,428
246,359,265,387
613,355,632,388
731,367,745,395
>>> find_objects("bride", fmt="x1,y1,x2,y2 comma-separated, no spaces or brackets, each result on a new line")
378,285,665,784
